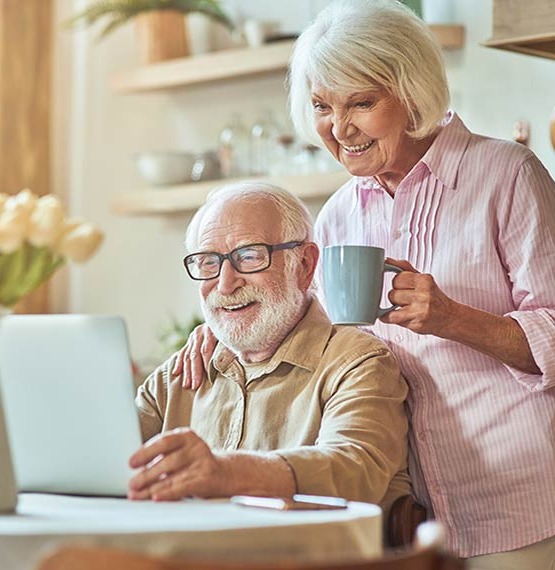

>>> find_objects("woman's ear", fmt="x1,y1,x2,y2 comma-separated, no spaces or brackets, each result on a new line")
297,242,320,292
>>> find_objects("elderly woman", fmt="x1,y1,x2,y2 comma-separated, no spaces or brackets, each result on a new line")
288,0,555,568
174,1,555,567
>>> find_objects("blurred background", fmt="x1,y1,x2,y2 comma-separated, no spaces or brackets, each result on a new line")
2,0,554,373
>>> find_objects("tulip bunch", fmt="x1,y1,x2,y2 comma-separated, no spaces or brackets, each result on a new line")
0,189,104,309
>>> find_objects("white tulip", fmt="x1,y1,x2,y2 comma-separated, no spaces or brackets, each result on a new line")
4,188,38,219
0,193,9,213
27,195,66,247
0,208,28,253
56,221,104,262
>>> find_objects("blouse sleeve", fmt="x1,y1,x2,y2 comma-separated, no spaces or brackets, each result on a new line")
499,155,555,391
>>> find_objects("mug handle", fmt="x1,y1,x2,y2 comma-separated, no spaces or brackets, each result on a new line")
376,264,403,318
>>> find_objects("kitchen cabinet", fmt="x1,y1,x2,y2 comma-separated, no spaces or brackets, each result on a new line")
111,26,464,216
483,0,555,60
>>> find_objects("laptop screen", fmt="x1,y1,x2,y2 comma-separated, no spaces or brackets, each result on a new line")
0,314,142,497
0,387,17,512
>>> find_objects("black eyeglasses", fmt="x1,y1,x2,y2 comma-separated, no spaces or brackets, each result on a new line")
183,241,304,281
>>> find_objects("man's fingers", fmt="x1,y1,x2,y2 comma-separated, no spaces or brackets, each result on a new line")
128,454,170,492
127,487,152,501
150,474,190,501
129,433,199,493
129,429,192,468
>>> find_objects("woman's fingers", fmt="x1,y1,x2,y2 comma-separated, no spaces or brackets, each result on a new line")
385,257,419,273
167,324,207,389
171,344,186,377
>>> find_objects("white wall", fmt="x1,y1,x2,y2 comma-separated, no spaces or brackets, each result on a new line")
52,0,555,365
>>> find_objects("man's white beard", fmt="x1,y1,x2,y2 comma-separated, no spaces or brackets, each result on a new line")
201,272,307,358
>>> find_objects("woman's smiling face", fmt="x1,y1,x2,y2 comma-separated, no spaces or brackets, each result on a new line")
311,84,419,186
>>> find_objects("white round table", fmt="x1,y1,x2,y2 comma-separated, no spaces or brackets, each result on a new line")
0,493,382,570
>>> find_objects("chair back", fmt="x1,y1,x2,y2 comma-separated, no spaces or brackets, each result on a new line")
386,494,427,548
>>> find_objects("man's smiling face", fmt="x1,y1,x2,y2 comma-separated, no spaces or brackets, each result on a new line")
196,196,306,362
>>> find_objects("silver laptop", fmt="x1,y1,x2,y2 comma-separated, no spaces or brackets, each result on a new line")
0,387,17,512
0,314,142,497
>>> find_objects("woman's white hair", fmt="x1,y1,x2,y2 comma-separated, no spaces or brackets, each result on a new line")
288,0,450,144
185,181,314,254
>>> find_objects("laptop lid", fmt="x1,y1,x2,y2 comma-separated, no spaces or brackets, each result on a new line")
0,387,17,512
0,314,142,497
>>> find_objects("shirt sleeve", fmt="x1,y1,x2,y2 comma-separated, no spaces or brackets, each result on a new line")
499,155,555,391
135,356,173,442
275,341,409,509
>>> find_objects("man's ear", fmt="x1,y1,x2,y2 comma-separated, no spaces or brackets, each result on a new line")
297,242,319,292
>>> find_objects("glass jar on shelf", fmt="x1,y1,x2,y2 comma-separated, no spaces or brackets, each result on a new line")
292,144,322,175
269,134,297,176
249,110,281,176
218,114,249,178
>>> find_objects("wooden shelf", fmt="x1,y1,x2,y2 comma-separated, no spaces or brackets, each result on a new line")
483,32,555,60
111,171,350,216
484,0,555,60
112,26,465,94
112,40,294,93
429,24,465,50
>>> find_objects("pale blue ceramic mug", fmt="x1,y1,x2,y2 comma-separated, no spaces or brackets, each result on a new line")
323,245,402,325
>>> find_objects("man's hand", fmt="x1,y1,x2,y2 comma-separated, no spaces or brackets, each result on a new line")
171,324,217,390
380,258,459,337
128,428,228,501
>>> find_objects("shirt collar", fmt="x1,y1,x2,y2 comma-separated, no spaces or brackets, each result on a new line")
208,298,333,382
277,298,333,372
420,111,472,191
350,111,472,203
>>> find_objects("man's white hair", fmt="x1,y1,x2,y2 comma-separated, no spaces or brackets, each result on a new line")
185,181,314,253
288,0,450,145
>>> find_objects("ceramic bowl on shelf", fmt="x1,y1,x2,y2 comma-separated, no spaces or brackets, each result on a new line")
133,151,197,186
190,151,222,182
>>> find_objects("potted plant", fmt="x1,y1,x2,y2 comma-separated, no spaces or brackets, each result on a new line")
157,314,204,358
67,0,234,64
400,0,422,17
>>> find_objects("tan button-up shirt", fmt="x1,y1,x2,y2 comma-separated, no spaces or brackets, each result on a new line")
136,299,410,510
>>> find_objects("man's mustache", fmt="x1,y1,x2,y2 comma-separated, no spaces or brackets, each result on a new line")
204,285,264,310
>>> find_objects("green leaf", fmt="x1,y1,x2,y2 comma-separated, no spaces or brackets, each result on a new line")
0,244,65,308
64,0,234,39
157,314,204,356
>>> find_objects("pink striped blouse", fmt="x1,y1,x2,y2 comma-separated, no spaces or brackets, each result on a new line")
315,113,555,557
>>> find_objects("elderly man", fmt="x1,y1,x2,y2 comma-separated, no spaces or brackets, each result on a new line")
128,182,409,512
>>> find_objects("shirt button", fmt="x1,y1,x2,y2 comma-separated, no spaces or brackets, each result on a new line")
393,230,402,240
394,334,404,342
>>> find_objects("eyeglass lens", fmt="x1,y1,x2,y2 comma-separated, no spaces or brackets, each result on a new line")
186,244,271,279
